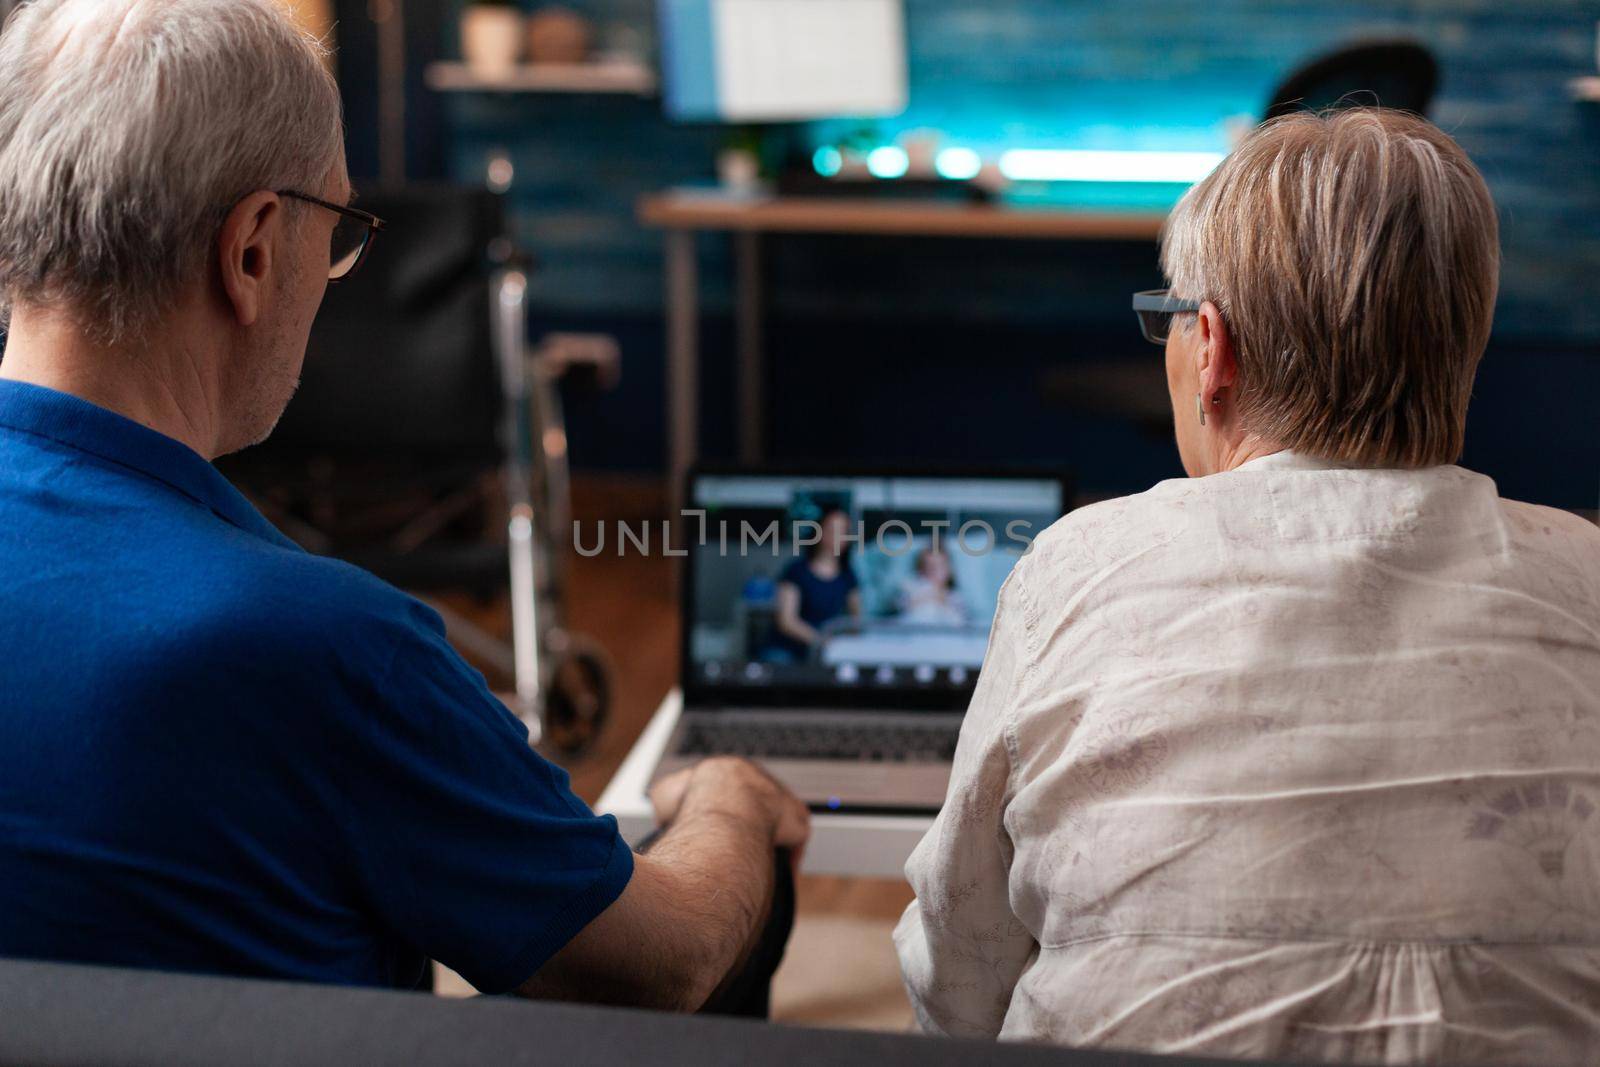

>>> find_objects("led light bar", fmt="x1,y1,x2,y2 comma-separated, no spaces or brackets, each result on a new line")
998,148,1225,183
934,146,983,181
812,146,844,178
866,145,910,179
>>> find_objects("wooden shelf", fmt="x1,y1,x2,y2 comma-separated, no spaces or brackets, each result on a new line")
637,189,1168,241
1568,76,1600,101
425,59,657,96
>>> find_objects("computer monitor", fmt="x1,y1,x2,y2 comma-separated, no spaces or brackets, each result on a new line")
658,0,909,123
683,470,1068,709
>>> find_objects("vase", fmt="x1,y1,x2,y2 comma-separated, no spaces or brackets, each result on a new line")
527,7,593,66
461,6,525,79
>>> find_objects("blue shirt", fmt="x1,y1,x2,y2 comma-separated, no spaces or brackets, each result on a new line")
0,379,632,993
769,556,858,659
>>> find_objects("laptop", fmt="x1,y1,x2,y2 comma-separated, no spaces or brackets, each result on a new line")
650,468,1070,813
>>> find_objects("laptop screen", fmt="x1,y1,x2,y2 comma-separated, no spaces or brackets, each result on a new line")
683,471,1067,709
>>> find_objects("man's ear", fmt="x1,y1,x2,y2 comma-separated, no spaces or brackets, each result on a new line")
217,192,284,328
1195,300,1238,408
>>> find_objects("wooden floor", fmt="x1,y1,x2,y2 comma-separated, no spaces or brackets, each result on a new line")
442,475,916,1030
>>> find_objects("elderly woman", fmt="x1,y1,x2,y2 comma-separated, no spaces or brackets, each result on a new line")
895,109,1600,1064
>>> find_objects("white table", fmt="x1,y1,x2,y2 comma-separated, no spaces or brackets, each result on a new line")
597,690,935,879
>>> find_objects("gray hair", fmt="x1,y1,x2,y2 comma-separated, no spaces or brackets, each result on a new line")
1160,108,1500,468
0,0,343,344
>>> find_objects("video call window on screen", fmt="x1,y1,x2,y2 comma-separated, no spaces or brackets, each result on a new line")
688,475,1064,694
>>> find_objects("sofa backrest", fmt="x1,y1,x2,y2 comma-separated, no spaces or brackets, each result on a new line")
0,956,1295,1067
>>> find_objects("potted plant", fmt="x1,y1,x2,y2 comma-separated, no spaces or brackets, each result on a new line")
461,0,525,79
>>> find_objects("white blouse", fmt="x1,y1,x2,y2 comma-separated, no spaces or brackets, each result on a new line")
895,452,1600,1064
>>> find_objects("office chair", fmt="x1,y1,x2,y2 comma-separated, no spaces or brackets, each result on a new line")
1264,40,1439,121
221,184,615,757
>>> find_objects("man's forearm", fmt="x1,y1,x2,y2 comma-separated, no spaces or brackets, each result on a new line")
518,793,780,1011
639,799,777,1007
518,762,790,1011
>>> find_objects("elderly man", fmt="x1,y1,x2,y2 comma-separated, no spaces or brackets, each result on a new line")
0,0,807,1006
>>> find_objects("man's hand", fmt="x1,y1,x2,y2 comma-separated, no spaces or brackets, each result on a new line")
651,757,810,853
646,766,695,826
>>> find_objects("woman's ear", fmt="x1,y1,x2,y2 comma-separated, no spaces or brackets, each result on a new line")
1195,300,1238,409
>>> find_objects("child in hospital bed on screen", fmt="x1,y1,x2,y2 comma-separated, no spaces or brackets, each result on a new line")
897,546,971,627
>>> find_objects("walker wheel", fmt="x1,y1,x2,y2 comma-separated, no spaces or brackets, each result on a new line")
542,637,611,759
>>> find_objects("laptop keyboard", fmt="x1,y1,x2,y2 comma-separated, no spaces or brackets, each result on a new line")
678,719,961,763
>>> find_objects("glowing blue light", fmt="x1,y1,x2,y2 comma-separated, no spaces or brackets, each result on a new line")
812,145,843,178
934,146,983,181
866,145,910,180
998,149,1225,184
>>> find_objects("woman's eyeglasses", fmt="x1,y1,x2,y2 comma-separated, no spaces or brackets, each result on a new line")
278,190,387,282
1132,289,1202,345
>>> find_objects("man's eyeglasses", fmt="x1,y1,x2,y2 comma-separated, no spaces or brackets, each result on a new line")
279,190,386,282
1132,289,1202,345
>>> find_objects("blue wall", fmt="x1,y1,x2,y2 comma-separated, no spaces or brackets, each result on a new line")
421,0,1600,506
441,0,1600,337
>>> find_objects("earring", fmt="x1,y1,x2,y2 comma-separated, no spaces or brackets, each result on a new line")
1195,392,1206,427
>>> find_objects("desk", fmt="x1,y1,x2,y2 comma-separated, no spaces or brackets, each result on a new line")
597,689,935,879
637,188,1168,504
